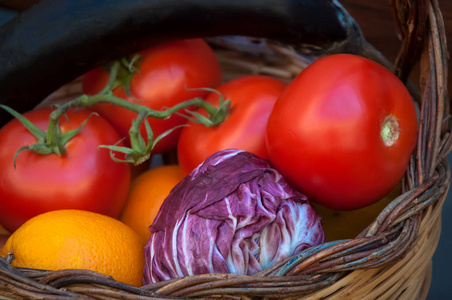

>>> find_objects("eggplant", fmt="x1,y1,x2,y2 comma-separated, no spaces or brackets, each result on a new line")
0,0,363,126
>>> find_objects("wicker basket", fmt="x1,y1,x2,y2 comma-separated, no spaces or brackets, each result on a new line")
0,0,450,299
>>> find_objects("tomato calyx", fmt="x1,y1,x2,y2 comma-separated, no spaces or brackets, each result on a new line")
98,111,186,165
179,87,231,127
94,86,230,165
104,54,142,101
381,115,400,146
1,60,230,166
0,104,95,168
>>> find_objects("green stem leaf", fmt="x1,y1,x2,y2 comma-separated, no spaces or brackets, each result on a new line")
60,113,97,145
0,105,46,141
1,54,231,166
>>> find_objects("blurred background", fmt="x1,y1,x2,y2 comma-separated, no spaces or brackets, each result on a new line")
0,0,450,299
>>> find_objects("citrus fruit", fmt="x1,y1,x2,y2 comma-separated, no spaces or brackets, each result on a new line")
0,209,145,286
120,165,185,242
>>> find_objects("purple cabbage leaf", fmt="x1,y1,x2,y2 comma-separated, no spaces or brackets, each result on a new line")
143,149,325,284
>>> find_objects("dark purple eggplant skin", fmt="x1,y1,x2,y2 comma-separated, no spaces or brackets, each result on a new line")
0,0,357,125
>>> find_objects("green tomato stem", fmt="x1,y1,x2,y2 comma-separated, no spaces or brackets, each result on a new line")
11,59,230,165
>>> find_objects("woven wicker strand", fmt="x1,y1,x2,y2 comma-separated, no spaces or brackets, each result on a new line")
0,0,451,299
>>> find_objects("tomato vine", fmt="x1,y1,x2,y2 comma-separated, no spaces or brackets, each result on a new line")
1,60,230,166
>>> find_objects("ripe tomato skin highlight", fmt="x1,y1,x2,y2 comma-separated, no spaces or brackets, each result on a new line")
266,54,418,211
82,39,222,154
177,75,287,175
0,108,131,233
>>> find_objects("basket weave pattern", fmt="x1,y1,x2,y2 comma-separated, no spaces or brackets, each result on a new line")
0,0,450,299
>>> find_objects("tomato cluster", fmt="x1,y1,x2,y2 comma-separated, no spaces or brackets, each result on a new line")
0,39,221,233
0,40,418,239
82,39,222,154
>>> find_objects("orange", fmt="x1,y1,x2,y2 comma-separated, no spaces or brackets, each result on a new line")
0,209,145,286
120,164,185,243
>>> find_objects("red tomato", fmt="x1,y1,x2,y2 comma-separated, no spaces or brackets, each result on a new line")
266,54,418,211
82,39,222,154
177,75,287,175
0,108,131,232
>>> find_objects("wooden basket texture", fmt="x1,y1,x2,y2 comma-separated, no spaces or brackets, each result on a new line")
0,0,451,299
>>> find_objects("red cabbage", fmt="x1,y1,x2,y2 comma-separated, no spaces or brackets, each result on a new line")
143,149,324,283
